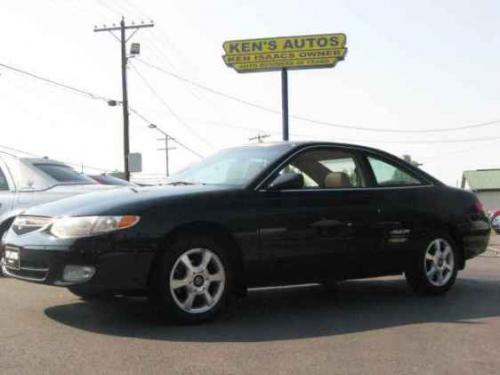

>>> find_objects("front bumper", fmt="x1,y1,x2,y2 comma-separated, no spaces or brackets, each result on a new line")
460,216,491,260
1,241,156,292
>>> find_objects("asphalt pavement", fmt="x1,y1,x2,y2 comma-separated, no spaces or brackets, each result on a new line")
1,234,500,375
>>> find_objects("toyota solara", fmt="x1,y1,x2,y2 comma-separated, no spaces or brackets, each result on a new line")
1,142,491,323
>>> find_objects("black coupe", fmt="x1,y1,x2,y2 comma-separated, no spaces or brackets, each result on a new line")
1,142,491,323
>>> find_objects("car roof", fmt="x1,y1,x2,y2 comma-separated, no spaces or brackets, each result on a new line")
20,158,68,165
237,141,443,188
237,141,400,155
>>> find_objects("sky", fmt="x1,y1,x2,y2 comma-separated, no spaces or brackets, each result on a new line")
1,0,499,186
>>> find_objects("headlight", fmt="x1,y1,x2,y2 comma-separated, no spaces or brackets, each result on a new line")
50,216,140,239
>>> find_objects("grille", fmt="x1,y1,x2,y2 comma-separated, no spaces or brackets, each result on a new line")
2,245,49,282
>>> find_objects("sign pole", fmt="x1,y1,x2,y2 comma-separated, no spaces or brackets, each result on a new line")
281,68,289,141
222,33,347,142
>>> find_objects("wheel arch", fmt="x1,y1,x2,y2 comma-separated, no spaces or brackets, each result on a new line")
147,221,246,294
444,224,466,270
415,223,466,270
0,216,15,276
0,216,15,238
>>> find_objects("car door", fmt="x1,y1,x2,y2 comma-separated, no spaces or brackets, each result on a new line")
355,153,431,275
256,146,381,284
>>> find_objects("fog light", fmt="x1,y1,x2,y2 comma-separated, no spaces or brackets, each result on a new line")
62,265,96,283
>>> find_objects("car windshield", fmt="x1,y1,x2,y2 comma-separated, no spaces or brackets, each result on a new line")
91,175,132,186
35,163,96,184
171,145,289,187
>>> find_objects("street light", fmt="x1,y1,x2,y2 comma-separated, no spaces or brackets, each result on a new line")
148,124,175,177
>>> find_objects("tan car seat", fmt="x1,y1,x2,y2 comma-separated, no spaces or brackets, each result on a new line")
324,172,352,188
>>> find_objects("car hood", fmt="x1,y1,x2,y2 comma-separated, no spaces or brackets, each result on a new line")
45,184,116,194
23,184,239,217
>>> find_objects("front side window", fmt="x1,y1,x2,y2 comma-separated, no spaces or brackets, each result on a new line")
367,157,423,187
0,167,9,191
35,164,95,184
274,149,365,189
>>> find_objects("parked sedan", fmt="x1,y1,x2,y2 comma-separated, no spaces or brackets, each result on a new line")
490,210,500,234
0,154,114,276
89,174,135,187
1,142,491,323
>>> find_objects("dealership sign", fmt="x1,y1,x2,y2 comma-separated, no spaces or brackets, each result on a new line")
222,33,347,141
222,33,347,73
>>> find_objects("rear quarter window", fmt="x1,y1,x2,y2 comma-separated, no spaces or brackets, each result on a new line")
367,156,424,187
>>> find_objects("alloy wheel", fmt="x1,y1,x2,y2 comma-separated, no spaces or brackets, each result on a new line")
169,248,226,314
424,238,455,287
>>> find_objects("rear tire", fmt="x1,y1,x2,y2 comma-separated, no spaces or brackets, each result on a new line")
405,235,459,295
152,234,233,324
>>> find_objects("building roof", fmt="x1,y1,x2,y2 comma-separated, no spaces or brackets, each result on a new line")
462,169,500,191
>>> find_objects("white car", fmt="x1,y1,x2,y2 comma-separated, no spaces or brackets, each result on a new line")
0,154,115,274
491,211,500,234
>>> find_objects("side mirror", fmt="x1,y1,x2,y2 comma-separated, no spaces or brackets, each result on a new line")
268,173,304,190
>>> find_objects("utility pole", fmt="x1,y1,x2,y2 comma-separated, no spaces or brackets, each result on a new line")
94,18,154,180
249,133,270,143
149,124,176,177
403,154,423,167
157,135,176,177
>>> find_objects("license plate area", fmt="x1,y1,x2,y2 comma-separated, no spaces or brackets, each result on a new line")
4,247,20,270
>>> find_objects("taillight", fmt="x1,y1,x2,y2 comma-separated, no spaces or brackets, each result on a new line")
474,200,485,214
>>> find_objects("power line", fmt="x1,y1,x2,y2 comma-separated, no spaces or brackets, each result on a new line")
0,60,202,165
3,58,497,148
5,58,500,150
169,136,204,158
118,0,152,22
418,140,500,162
135,58,500,134
135,57,282,114
130,63,213,147
0,61,111,102
0,144,39,157
188,118,500,145
128,107,203,158
289,132,500,144
94,18,155,181
95,0,123,17
292,116,500,134
189,119,269,133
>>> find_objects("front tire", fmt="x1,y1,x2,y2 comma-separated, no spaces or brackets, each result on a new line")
153,235,232,324
405,236,459,295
